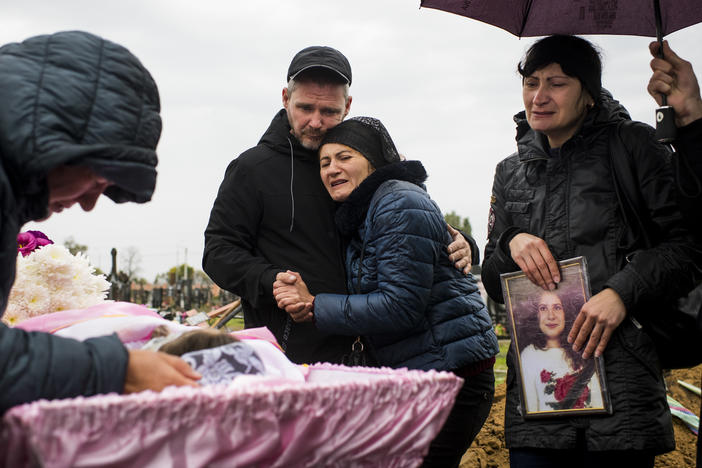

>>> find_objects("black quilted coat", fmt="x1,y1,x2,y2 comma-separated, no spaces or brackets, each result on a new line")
482,91,700,453
0,31,161,414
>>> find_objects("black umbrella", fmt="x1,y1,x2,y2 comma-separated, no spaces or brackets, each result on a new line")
420,0,702,141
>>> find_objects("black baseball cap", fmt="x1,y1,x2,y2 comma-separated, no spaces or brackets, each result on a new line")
287,46,352,85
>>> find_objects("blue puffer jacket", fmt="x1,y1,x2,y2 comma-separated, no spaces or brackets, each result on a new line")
314,161,498,371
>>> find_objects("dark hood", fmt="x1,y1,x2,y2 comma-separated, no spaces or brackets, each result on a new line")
258,109,318,163
256,108,327,232
513,88,631,161
0,31,162,224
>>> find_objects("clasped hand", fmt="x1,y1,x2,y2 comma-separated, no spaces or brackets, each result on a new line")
273,270,314,322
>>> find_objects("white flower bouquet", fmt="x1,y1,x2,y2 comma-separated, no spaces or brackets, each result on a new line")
3,231,109,325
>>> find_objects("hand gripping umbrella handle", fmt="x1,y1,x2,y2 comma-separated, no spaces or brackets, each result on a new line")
653,0,677,143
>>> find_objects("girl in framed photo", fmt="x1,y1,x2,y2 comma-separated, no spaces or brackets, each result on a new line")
518,290,603,413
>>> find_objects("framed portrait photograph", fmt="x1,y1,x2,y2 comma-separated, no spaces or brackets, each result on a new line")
500,256,612,418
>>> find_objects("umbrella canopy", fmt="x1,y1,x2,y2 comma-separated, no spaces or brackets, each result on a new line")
420,0,702,38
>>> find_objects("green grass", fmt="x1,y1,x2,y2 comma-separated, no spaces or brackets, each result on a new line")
495,339,510,386
212,316,244,331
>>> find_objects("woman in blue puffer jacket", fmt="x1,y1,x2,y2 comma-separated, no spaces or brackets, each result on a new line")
273,116,499,468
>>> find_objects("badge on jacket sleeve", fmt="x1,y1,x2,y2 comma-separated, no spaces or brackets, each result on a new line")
487,205,496,239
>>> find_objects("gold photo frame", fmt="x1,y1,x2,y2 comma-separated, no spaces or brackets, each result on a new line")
500,257,612,418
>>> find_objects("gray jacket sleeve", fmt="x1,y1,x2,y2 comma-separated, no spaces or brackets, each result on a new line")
0,323,128,414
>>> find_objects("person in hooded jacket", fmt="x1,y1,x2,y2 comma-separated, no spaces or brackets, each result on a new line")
482,35,701,467
647,39,702,468
203,49,356,365
648,40,702,239
0,31,200,415
203,46,476,365
272,116,499,468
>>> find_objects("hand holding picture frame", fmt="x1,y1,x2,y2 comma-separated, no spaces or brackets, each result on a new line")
500,257,612,418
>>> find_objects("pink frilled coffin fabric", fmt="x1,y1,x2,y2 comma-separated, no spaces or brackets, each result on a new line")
1,303,464,467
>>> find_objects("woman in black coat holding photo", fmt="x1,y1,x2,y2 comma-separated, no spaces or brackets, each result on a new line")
482,35,701,467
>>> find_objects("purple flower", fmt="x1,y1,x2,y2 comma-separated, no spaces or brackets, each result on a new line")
27,230,52,243
17,233,37,257
17,231,53,256
30,231,53,248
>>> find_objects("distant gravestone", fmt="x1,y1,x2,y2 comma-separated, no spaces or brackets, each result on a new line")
106,248,122,301
152,287,163,309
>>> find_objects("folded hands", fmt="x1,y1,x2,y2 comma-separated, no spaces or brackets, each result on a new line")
273,270,315,322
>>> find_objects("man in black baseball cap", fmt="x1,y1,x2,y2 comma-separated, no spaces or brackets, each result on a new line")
204,45,356,365
287,45,352,85
204,46,474,365
282,45,353,150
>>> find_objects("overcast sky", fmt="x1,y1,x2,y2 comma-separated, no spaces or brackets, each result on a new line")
5,1,702,281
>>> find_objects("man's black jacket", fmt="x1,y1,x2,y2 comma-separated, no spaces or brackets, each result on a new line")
204,109,354,364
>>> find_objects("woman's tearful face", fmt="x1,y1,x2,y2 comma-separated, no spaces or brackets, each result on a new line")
319,143,374,202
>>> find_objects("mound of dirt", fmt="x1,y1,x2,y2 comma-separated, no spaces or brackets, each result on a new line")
460,380,509,468
460,365,701,468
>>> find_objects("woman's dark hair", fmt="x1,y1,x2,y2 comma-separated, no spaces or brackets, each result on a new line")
518,35,602,104
159,329,238,356
518,288,585,370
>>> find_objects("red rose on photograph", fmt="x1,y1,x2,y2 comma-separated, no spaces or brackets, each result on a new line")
554,373,576,401
573,386,591,408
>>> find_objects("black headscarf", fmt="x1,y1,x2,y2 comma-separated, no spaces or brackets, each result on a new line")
320,117,400,169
